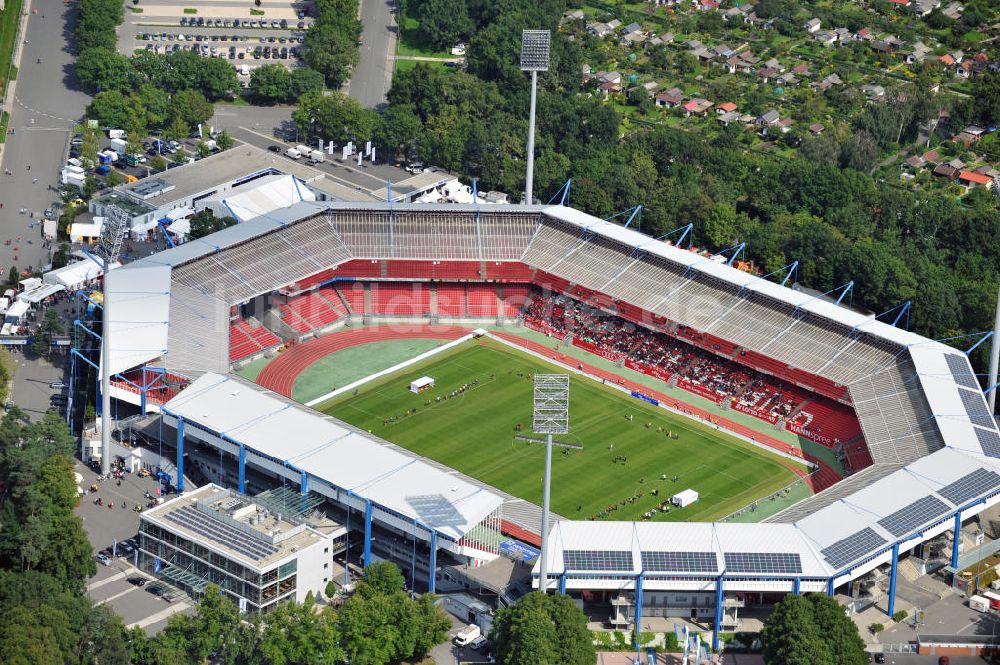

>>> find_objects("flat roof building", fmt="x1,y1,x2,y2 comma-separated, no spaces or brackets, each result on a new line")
139,483,346,611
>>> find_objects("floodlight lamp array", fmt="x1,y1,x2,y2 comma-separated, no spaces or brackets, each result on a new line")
520,30,551,72
532,374,569,434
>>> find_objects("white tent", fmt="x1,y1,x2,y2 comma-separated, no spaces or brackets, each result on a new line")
70,218,103,243
671,489,699,508
4,300,29,322
44,259,116,291
199,174,315,223
409,376,435,394
17,282,64,304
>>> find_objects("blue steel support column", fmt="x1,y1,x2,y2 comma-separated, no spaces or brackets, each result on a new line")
793,578,800,596
633,573,645,648
558,573,567,595
827,578,835,596
713,575,724,652
238,445,246,494
952,512,962,568
176,416,185,493
300,471,308,512
887,543,899,617
428,530,437,594
363,500,373,568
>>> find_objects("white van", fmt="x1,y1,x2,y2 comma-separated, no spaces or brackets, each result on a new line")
453,624,481,647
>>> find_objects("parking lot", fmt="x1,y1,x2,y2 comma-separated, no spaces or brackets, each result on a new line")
120,0,312,72
77,461,194,633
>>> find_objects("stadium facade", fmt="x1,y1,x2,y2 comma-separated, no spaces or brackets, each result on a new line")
98,201,1000,647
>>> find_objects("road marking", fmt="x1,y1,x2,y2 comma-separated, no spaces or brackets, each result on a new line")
87,570,127,591
96,585,141,606
13,97,76,124
127,601,192,629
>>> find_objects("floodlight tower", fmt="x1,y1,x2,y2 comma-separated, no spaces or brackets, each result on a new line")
989,283,1000,413
520,30,550,205
532,374,569,594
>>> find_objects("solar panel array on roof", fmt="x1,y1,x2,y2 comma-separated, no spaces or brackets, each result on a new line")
958,388,997,429
641,551,718,573
164,505,278,561
821,527,887,569
563,550,634,572
876,495,949,538
723,552,802,574
945,354,980,390
938,468,1000,506
976,427,1000,459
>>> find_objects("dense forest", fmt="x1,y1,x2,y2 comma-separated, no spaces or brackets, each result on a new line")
380,0,1000,371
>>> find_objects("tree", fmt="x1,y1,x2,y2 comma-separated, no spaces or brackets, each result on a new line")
249,64,292,104
198,57,240,100
75,48,132,92
761,594,866,665
294,91,377,143
304,22,361,86
356,560,406,599
87,91,141,130
492,593,595,665
165,117,190,142
32,310,65,362
416,0,473,50
150,155,167,172
103,168,123,187
51,244,70,270
187,209,237,239
171,89,214,129
216,129,234,151
138,84,172,128
196,141,211,158
289,67,325,99
6,266,17,286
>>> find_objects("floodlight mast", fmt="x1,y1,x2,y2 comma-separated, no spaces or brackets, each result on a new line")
989,283,1000,413
532,374,568,595
520,30,550,205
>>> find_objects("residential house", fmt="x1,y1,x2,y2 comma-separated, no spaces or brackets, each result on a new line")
903,154,927,170
941,2,963,19
911,0,938,16
686,39,704,50
763,58,785,72
834,27,855,43
621,22,645,44
816,73,843,91
598,80,622,98
956,61,974,78
959,171,993,189
776,117,795,133
683,98,714,116
716,102,738,114
947,158,965,170
975,165,1000,179
586,22,613,37
712,44,735,58
856,27,873,40
808,123,825,135
933,164,961,180
861,84,886,99
887,0,911,7
561,9,584,24
744,11,764,26
870,40,894,54
804,18,821,34
596,71,622,86
723,6,750,21
907,42,930,64
776,73,800,88
692,46,714,61
722,55,741,74
814,31,838,46
757,109,781,126
654,87,684,108
717,111,741,127
922,150,940,164
792,63,811,77
607,19,622,30
758,67,779,83
648,32,674,47
698,0,720,10
581,63,593,83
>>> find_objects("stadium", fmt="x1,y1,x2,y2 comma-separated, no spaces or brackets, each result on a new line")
95,200,1000,649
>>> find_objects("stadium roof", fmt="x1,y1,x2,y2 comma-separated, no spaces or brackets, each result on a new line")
104,201,1000,566
163,373,504,541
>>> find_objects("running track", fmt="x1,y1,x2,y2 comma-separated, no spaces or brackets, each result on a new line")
255,325,843,492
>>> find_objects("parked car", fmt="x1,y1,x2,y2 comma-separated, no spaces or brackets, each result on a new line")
95,552,113,566
127,576,147,587
49,381,66,389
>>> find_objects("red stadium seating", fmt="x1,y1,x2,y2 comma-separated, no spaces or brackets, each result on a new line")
484,262,534,281
230,319,280,361
334,259,383,278
338,283,367,314
468,284,498,317
371,282,430,316
500,285,532,318
436,284,467,317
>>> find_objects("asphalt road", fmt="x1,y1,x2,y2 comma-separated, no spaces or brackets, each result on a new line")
0,0,90,274
348,0,395,108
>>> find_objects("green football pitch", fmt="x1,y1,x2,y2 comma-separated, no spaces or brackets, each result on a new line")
321,339,808,523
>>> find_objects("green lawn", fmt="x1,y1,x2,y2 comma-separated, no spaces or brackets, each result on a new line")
396,16,452,59
322,339,806,523
0,0,23,99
